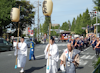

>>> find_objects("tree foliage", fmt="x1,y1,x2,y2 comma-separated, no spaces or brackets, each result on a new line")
11,0,35,36
71,9,91,34
51,25,60,36
93,0,100,11
43,16,50,34
71,18,76,31
61,22,70,31
0,0,15,36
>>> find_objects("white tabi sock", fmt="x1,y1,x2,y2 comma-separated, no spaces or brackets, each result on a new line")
20,68,24,72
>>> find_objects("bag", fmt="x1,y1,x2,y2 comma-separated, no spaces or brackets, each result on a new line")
60,64,65,71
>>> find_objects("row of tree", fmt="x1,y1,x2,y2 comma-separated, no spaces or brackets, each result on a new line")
38,9,100,36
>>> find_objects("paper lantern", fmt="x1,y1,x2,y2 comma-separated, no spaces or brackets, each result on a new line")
10,7,20,22
42,0,53,16
86,29,88,34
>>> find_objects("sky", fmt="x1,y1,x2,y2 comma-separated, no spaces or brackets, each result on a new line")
28,0,95,29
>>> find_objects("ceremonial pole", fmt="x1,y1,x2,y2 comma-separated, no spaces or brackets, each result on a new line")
10,5,20,69
42,0,53,70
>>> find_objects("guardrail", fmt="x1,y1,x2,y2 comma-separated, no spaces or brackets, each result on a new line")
93,63,100,73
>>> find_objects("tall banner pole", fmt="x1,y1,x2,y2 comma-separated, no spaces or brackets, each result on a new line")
15,5,20,69
10,0,20,68
49,16,51,43
96,11,98,37
42,0,53,70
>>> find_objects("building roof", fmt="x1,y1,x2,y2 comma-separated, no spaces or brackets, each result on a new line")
60,31,71,34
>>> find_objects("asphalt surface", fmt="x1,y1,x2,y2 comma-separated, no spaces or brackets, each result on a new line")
0,42,98,73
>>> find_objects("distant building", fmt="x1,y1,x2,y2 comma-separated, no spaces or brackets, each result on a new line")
52,24,60,27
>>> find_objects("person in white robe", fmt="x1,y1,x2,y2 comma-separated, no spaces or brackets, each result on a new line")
44,36,59,73
14,37,27,73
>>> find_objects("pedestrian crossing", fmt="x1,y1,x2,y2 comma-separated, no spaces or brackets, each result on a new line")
80,55,95,59
79,53,95,66
81,52,94,55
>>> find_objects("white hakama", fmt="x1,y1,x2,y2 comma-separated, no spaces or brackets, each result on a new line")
14,42,27,68
17,55,26,68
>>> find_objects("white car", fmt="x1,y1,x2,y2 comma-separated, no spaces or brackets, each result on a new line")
13,37,21,48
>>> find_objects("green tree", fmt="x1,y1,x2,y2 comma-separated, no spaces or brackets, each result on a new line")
40,24,43,35
93,0,100,11
61,22,69,31
74,9,91,34
43,16,50,34
75,15,83,34
0,0,15,36
33,28,37,38
51,25,60,36
11,0,35,36
68,20,71,30
81,9,91,27
71,18,76,31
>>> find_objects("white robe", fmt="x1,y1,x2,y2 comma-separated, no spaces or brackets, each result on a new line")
14,42,27,68
44,44,59,73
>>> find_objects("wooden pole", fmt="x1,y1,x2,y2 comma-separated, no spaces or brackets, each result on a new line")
15,5,20,69
47,16,51,69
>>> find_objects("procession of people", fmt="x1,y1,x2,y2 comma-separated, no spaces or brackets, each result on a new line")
14,33,100,73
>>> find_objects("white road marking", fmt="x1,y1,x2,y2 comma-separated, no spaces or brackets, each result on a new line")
36,54,45,58
57,44,67,46
81,55,95,59
35,44,67,48
81,52,94,55
90,55,95,59
8,54,12,56
85,55,91,59
79,59,88,66
83,61,88,66
35,49,63,58
81,55,86,59
81,46,91,53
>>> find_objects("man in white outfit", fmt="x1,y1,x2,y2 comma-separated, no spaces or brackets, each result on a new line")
15,37,27,73
44,36,59,73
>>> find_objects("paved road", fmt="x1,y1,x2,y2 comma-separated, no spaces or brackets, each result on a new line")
0,42,97,73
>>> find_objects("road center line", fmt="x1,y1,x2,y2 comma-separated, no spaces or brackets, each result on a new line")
35,49,63,58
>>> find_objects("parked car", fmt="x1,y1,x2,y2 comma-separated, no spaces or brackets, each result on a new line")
0,38,13,51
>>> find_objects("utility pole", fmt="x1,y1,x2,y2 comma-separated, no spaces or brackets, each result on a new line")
37,0,39,41
96,11,98,37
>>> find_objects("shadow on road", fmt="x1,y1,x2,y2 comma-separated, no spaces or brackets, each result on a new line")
76,66,84,69
25,65,46,73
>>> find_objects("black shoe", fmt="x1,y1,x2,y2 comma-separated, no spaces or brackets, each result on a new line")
29,59,32,61
96,55,99,58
